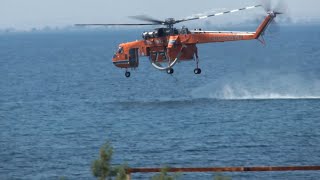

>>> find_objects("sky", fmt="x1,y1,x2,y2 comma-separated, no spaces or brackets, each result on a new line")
1,0,320,30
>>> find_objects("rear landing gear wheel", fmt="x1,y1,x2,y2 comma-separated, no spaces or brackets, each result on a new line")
125,71,131,78
194,68,202,74
167,68,174,74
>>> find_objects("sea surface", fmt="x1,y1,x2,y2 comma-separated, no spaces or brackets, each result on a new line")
1,25,320,179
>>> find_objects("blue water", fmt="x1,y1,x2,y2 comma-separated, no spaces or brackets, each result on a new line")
1,25,320,179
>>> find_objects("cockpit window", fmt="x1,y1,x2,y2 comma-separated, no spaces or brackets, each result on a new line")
117,46,124,54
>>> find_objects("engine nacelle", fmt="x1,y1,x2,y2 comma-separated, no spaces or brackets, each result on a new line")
142,31,159,39
142,28,179,40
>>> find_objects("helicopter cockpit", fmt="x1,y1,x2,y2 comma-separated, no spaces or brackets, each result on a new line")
117,46,124,54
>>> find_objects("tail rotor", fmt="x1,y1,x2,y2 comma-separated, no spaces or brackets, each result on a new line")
261,0,288,17
261,0,288,15
258,0,289,35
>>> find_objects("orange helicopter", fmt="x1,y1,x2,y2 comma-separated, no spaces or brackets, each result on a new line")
77,3,283,77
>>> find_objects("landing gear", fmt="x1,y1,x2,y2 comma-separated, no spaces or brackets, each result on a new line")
166,68,174,74
194,68,202,74
194,52,201,75
125,71,131,78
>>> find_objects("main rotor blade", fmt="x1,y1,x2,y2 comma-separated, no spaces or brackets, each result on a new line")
75,23,159,26
176,5,262,23
128,15,164,24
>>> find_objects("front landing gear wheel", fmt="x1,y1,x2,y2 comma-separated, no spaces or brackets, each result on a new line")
125,71,131,78
194,68,202,74
166,68,174,74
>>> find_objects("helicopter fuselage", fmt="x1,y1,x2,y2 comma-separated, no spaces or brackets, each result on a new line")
112,13,274,70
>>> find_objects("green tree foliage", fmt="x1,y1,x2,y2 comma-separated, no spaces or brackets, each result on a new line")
91,142,127,180
214,173,232,180
115,164,129,180
151,167,180,180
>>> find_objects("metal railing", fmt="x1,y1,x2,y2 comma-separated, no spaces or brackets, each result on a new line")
125,165,320,180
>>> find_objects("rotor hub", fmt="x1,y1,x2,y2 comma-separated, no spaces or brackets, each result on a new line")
165,18,176,24
268,11,276,18
164,18,176,28
268,11,283,18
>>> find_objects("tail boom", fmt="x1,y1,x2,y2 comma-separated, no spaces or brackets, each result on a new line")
180,13,277,44
254,13,276,39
